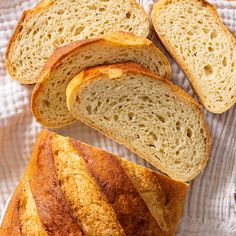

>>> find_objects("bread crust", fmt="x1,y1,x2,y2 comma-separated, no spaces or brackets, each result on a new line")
6,0,150,84
66,63,211,182
71,139,163,235
0,175,24,235
151,0,236,113
28,131,84,235
1,129,188,235
31,32,171,128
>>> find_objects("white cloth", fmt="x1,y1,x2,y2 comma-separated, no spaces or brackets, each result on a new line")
0,0,235,235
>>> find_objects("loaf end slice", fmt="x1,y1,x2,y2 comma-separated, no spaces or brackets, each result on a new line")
6,0,150,84
31,32,170,128
67,63,210,182
151,0,236,113
1,129,188,235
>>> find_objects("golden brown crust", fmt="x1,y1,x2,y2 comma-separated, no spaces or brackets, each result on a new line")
0,179,23,235
120,158,188,235
1,129,188,235
28,131,84,235
151,0,236,113
71,139,162,235
31,31,170,127
149,171,188,233
67,62,211,182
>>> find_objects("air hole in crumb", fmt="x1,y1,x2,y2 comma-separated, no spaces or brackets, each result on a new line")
208,46,214,52
140,96,151,102
156,114,165,123
222,57,227,67
99,7,106,12
187,8,193,13
114,115,118,121
75,96,80,103
159,149,164,154
128,112,134,120
204,64,213,76
202,27,209,34
210,31,217,39
74,26,85,36
126,12,131,18
43,100,50,107
187,31,193,35
88,5,97,10
150,132,157,141
187,128,193,138
86,105,92,114
200,128,204,134
58,9,65,15
138,124,145,128
176,121,181,130
58,27,64,33
148,144,155,148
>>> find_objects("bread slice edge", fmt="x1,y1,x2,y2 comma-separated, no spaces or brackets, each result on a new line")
66,62,211,182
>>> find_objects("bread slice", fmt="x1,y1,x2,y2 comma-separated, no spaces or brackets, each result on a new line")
6,0,150,84
31,32,171,128
151,0,236,113
66,63,210,182
1,130,188,235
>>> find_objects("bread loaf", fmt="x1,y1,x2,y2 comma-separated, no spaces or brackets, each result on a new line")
1,130,188,235
6,0,150,84
31,32,171,128
66,63,210,182
151,0,236,113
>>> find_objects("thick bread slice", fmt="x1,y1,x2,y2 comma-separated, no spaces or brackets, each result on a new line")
151,0,236,113
66,63,210,182
6,0,150,84
31,32,171,128
1,130,188,236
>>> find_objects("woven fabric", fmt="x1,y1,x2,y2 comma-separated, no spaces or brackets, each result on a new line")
0,1,235,235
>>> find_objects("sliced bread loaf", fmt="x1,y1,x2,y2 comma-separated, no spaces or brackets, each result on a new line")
31,32,170,128
66,63,210,182
1,130,188,235
151,0,236,113
6,0,150,84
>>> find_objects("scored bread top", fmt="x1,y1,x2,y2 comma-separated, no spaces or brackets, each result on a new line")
151,0,236,113
1,130,188,235
66,62,210,182
31,31,170,128
6,0,150,84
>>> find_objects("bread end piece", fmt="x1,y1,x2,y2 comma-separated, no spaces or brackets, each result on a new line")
151,0,236,113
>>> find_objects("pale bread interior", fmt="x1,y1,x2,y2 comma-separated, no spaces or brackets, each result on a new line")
67,64,210,181
7,0,149,84
152,0,236,113
32,33,170,128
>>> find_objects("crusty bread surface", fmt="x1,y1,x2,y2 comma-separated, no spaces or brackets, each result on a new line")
6,0,150,84
151,0,236,113
66,63,210,182
1,130,188,236
31,32,170,128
